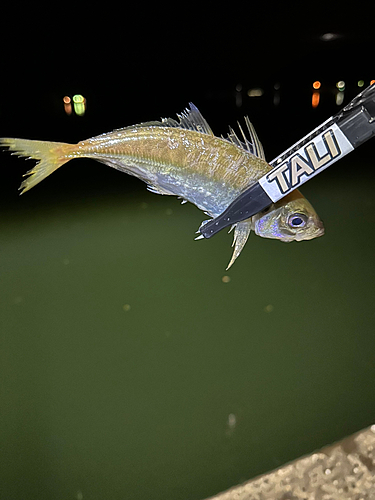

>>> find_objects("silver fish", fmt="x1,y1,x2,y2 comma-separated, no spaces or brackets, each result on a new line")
0,104,324,269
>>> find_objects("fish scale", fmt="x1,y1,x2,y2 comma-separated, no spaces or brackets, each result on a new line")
0,103,324,269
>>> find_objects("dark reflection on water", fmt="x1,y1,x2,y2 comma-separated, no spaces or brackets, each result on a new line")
1,148,375,500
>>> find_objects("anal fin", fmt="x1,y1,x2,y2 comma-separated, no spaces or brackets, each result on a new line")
226,220,252,270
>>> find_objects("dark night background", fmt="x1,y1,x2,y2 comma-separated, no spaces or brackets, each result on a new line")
1,5,375,500
0,5,373,200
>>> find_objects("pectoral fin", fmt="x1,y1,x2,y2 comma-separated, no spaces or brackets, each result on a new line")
226,220,252,270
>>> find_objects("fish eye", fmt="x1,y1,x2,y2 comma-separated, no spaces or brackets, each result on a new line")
288,213,307,228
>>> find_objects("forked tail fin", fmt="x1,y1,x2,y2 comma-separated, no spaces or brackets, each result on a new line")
0,138,75,193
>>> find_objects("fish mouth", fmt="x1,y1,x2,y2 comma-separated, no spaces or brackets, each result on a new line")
316,223,325,238
313,219,325,238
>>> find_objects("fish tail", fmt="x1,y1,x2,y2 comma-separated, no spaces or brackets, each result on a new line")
0,138,76,194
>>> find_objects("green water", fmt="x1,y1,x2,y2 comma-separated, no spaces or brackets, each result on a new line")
1,158,375,500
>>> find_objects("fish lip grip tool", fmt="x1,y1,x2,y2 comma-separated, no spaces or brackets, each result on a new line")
199,83,375,238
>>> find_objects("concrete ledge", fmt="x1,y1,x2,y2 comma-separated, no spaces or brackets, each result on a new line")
206,425,375,500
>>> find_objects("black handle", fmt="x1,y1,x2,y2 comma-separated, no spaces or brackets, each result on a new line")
199,183,272,238
200,83,375,239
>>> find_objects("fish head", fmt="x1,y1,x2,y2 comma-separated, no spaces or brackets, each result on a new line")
252,190,324,242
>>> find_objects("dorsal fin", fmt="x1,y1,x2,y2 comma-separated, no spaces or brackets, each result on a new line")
162,103,214,135
224,117,266,160
105,103,213,137
244,116,265,160
225,126,244,150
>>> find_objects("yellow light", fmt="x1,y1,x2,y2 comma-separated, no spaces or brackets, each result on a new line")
312,81,321,90
73,94,84,103
247,88,264,97
358,80,365,87
73,94,86,116
336,91,344,106
336,80,345,91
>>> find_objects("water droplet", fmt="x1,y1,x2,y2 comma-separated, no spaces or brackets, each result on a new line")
123,304,131,311
264,304,274,313
228,413,236,428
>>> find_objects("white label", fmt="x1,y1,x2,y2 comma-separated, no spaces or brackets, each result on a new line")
259,124,354,202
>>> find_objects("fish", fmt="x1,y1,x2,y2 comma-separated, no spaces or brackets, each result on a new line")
0,103,324,269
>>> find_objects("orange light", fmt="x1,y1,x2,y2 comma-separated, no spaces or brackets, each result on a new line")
63,96,72,115
312,91,320,108
371,80,375,85
312,81,321,90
